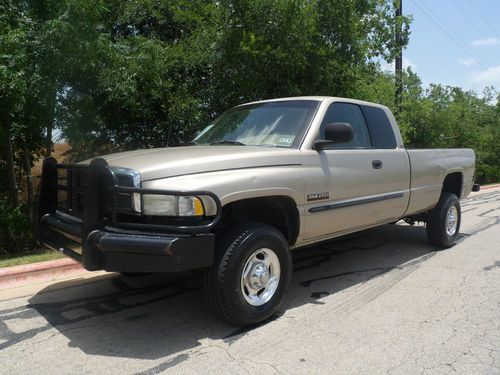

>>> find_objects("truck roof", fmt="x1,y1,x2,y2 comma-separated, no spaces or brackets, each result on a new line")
239,96,387,109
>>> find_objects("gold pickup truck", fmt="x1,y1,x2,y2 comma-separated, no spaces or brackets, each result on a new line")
38,96,479,325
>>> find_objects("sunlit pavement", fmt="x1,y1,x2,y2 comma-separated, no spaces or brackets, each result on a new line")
0,187,499,374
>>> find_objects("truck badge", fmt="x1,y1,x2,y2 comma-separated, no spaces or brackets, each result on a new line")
307,192,330,201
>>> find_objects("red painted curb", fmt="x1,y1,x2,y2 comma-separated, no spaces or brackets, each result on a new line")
0,258,77,277
0,257,88,289
481,184,500,190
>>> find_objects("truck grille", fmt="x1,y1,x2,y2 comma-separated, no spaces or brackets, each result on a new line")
55,164,138,218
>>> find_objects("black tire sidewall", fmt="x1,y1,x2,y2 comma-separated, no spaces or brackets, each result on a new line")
428,193,461,248
219,224,291,325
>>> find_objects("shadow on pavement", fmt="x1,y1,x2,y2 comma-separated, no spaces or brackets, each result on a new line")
4,224,440,362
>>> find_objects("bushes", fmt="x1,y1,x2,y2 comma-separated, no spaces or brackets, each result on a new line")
0,199,34,256
477,164,500,185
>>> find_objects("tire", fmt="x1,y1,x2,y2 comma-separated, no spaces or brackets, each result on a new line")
204,223,292,326
426,192,461,248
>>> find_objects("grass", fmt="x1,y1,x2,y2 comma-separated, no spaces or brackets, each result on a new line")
0,250,64,269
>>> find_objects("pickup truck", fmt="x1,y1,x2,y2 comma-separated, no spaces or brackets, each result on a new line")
38,96,478,326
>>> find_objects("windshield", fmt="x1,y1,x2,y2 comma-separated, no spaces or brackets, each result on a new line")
193,100,320,148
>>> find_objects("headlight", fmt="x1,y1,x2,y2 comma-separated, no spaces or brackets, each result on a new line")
142,195,204,216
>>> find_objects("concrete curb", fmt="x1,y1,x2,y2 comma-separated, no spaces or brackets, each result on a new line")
0,257,88,290
481,183,500,190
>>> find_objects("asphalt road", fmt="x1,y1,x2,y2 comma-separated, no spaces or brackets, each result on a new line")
1,188,499,374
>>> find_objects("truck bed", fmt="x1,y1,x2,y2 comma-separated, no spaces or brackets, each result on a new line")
405,148,476,216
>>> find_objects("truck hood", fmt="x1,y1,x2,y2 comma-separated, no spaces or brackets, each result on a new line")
85,146,301,181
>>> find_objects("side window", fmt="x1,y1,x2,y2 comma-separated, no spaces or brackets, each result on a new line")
319,103,371,148
360,105,397,149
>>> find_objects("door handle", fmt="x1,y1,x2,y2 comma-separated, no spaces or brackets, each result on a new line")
372,160,383,169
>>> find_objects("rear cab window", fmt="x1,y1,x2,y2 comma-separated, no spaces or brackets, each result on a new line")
360,105,397,149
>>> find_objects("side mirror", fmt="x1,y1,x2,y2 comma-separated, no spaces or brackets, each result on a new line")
313,122,354,150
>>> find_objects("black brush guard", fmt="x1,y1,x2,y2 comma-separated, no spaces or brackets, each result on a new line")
38,157,221,273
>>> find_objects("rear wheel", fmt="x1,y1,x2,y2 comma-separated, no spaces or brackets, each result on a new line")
204,223,291,326
426,192,461,248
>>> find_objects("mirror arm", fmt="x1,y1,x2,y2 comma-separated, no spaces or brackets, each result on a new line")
312,139,332,151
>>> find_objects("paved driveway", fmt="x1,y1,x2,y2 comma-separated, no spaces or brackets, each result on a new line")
1,188,499,374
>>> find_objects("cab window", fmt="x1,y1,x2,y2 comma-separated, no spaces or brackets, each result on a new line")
360,105,397,149
319,103,372,148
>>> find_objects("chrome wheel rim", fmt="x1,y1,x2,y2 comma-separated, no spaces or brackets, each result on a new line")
446,206,458,236
240,248,281,306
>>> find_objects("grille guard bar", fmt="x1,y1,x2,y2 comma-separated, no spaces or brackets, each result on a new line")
38,157,222,271
39,157,222,234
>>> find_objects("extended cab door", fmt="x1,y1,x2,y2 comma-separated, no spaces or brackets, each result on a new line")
301,102,411,241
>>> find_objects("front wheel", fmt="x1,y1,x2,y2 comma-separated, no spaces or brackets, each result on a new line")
426,192,461,248
204,223,291,326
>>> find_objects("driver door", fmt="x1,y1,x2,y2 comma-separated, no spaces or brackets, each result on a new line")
301,102,410,240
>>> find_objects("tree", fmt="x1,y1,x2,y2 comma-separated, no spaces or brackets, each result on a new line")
209,0,410,113
56,0,221,158
54,0,410,155
0,1,30,208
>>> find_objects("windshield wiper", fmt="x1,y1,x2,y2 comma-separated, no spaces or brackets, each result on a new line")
210,140,246,146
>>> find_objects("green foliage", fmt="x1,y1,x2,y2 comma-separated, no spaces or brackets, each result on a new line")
53,0,411,157
397,77,499,183
0,250,63,268
0,199,33,255
52,0,221,158
356,67,499,184
208,0,410,112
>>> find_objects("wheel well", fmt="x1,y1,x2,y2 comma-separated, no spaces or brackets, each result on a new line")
442,172,463,198
219,196,300,246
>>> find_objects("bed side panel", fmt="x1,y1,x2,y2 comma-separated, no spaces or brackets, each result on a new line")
406,148,475,215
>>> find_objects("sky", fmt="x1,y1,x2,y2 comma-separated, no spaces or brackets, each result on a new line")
391,0,500,94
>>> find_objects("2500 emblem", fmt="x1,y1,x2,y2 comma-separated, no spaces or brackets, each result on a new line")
307,192,330,201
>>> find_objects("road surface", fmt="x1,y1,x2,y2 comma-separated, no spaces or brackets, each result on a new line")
1,187,499,374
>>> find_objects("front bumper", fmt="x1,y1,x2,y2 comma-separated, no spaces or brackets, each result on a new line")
37,157,219,273
39,214,215,272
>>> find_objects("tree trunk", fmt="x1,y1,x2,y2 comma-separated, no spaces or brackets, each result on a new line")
22,138,34,220
46,123,53,157
45,85,57,157
4,119,19,208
